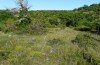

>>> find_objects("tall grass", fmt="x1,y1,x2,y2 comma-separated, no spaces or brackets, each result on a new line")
0,28,100,65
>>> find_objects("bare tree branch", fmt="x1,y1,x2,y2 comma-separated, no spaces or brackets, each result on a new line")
15,0,30,11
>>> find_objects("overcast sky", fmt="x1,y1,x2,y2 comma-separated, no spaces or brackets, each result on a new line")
0,0,100,10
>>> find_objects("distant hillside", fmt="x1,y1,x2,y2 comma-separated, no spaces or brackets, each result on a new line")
74,3,100,14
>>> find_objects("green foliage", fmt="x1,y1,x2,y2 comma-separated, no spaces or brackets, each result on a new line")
93,19,100,31
75,3,100,14
0,10,13,24
1,3,100,34
48,17,59,26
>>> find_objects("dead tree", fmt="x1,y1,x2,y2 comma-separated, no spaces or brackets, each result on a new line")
13,0,32,24
15,0,30,11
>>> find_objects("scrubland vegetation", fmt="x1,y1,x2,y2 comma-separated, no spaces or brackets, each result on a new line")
0,2,100,65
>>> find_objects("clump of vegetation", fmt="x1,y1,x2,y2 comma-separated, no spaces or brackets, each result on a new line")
0,50,10,60
72,33,100,49
72,33,100,65
47,38,65,47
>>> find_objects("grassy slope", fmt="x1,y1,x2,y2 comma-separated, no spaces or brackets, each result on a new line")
34,27,79,47
0,27,100,65
0,27,79,52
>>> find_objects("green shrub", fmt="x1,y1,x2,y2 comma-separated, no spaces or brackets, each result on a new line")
48,17,60,26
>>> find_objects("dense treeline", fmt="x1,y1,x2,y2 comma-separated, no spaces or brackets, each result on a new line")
0,3,100,34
